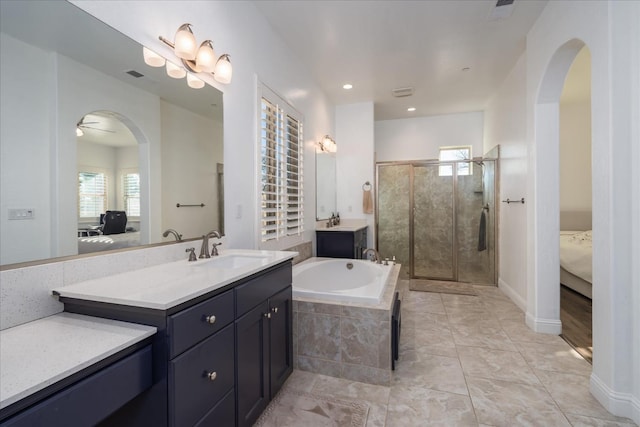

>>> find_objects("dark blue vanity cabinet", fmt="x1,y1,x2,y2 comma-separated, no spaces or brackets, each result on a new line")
58,261,293,427
235,265,293,427
316,227,367,259
0,344,153,427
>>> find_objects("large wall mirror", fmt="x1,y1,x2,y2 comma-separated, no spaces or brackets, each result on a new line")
0,1,224,266
315,150,337,220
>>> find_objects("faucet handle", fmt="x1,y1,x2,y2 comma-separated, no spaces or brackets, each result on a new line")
211,242,222,256
186,248,197,262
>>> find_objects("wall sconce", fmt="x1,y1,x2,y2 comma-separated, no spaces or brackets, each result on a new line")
143,23,233,87
318,135,337,153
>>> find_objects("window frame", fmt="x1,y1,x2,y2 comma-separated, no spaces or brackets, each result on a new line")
438,145,472,176
257,82,305,250
78,168,108,222
120,168,140,219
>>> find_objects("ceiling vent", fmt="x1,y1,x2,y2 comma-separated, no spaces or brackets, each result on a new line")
125,69,144,78
489,0,515,20
391,87,414,98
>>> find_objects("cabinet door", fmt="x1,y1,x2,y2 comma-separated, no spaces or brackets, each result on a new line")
236,301,269,427
268,286,293,399
316,231,355,258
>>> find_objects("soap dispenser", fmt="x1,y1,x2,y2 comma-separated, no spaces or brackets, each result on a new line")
336,212,340,225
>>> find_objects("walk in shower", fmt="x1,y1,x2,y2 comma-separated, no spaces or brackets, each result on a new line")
376,158,497,284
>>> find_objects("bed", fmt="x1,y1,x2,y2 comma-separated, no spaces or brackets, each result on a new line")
78,232,141,254
560,211,592,299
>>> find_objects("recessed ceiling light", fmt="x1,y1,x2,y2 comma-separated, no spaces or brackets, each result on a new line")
343,83,353,90
462,67,471,72
407,107,416,112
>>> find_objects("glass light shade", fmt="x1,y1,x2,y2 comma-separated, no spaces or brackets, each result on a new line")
213,55,232,84
166,61,186,79
76,127,84,137
187,73,205,89
174,24,197,60
143,46,165,67
195,41,216,73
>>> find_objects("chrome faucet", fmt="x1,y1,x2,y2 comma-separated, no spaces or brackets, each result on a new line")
200,231,222,258
362,248,381,264
162,229,182,241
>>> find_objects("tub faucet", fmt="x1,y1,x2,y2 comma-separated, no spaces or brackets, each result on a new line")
162,228,182,241
200,231,222,258
362,248,381,264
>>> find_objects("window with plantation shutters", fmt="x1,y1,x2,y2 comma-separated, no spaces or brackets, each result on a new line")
78,171,106,218
259,87,304,244
122,172,140,217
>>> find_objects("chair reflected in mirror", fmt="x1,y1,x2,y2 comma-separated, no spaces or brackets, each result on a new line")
101,210,127,235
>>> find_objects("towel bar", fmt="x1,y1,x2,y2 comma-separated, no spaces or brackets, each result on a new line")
501,198,525,204
176,203,205,208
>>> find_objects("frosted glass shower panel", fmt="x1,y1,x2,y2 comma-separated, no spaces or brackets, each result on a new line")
377,164,410,274
413,164,455,279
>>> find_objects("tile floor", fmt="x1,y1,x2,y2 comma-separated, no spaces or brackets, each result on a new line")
269,283,637,426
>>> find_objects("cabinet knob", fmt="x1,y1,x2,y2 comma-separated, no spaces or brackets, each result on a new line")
264,312,271,319
205,315,216,324
271,307,278,314
207,371,217,381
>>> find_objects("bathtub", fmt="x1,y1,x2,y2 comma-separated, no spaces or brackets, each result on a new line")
292,258,393,304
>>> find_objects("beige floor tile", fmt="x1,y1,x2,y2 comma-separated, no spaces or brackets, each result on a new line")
282,369,322,393
365,402,388,427
500,319,567,345
400,328,458,358
466,376,571,426
401,310,450,333
564,414,638,427
535,370,633,423
392,354,468,395
447,310,502,325
386,385,478,427
311,375,391,405
515,341,593,376
403,292,447,314
451,324,518,352
458,346,541,385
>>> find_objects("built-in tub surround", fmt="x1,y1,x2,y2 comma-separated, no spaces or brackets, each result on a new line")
292,257,401,386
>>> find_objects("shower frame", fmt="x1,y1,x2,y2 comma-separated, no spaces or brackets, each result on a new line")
375,158,498,284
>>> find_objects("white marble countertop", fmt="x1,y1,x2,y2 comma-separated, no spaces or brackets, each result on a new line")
52,249,297,310
316,224,367,232
0,312,156,410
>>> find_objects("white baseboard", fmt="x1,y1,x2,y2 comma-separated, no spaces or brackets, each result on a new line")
525,312,562,334
498,278,527,312
591,373,640,425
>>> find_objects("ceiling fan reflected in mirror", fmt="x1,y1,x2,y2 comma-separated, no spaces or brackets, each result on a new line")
76,116,116,137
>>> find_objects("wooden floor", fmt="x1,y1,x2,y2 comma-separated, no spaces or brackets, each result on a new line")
560,285,593,363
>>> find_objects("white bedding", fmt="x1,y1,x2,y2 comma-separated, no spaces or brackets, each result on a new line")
78,232,141,254
560,230,592,283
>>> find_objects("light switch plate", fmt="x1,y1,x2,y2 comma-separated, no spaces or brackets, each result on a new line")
8,208,35,220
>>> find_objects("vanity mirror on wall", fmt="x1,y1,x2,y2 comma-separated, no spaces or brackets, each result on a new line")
0,1,224,266
316,149,337,220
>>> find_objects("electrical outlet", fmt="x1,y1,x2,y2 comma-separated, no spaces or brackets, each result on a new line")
9,208,35,220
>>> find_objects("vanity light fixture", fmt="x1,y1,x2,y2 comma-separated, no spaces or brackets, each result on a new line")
343,83,353,90
150,23,232,85
318,135,337,153
407,107,416,112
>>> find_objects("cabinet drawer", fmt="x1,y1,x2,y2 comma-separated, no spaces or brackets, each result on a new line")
168,289,234,358
194,388,235,427
236,263,292,317
3,346,152,427
169,325,235,427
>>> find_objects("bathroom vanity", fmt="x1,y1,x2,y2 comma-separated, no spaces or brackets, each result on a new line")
316,225,368,259
1,250,295,427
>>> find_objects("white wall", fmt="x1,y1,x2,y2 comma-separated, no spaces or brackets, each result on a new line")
70,1,335,252
375,112,484,162
525,0,640,422
160,100,222,241
483,54,528,310
336,102,375,247
0,33,53,265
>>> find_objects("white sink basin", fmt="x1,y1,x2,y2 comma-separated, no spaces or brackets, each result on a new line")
194,254,269,269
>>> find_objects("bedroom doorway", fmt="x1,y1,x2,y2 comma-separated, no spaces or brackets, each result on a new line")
557,46,593,362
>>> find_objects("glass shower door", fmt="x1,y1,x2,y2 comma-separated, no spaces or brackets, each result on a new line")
412,163,455,280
